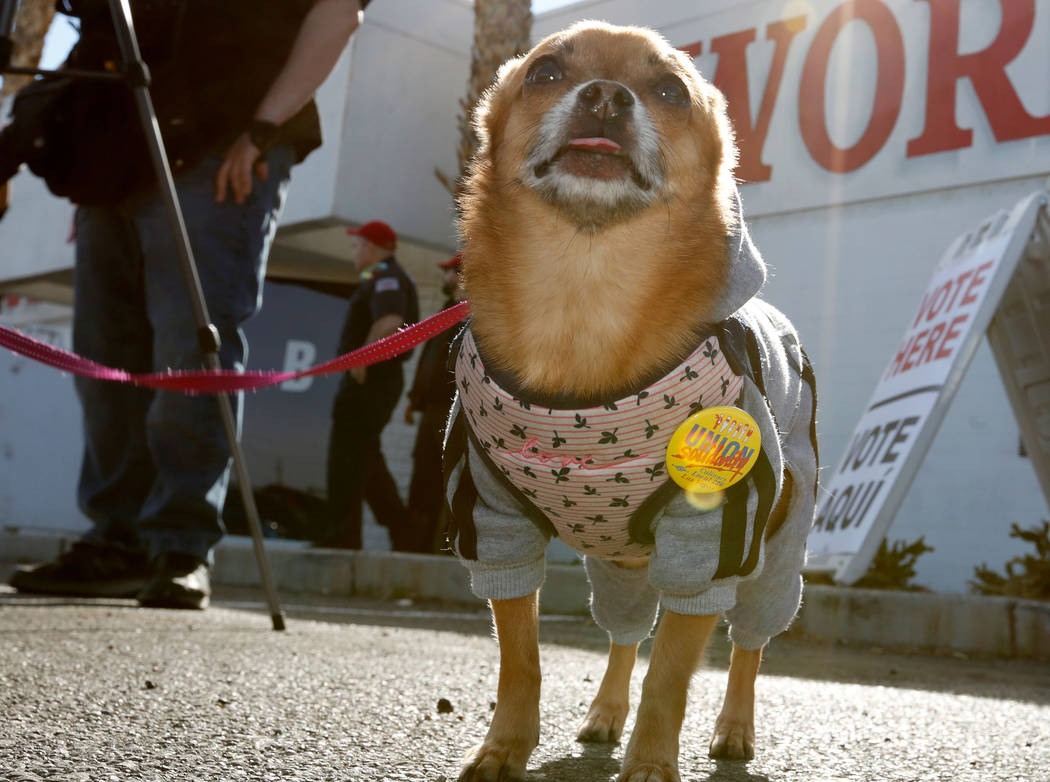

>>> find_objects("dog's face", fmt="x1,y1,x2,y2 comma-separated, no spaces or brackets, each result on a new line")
460,22,740,395
470,22,734,232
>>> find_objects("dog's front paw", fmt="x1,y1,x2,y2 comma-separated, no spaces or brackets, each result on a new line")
619,730,680,782
577,696,628,743
458,740,532,782
708,715,755,761
617,761,680,782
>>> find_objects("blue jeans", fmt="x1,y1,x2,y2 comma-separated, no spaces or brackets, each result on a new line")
72,145,294,562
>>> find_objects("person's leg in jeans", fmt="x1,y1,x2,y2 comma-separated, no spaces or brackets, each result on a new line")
7,149,294,604
7,204,158,598
73,205,157,555
130,146,294,606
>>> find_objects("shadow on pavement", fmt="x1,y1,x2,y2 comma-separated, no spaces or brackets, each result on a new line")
3,585,1048,707
532,743,621,781
206,588,1050,707
703,761,773,782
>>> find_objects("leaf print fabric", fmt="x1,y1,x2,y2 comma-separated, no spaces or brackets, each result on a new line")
455,330,743,559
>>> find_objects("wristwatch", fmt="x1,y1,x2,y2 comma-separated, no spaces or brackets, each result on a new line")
247,119,280,154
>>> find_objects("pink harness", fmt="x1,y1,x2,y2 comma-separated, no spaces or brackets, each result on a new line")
455,330,743,559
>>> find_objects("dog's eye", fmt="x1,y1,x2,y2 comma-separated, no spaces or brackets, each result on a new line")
525,56,564,85
654,76,689,106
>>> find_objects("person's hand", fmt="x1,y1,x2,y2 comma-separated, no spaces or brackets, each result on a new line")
404,405,416,425
351,366,366,385
215,133,269,205
0,180,11,221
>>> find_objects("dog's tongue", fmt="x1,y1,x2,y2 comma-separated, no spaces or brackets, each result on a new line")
568,137,622,153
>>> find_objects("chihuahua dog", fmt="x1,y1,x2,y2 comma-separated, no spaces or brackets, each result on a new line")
445,21,819,782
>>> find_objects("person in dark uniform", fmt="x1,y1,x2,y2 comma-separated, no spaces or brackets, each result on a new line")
324,220,419,549
403,253,464,553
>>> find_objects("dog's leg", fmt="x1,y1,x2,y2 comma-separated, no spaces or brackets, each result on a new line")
459,592,541,782
709,644,761,760
578,556,651,744
619,610,719,782
577,640,637,743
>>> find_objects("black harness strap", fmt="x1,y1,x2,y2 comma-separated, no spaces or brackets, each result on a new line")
442,405,478,559
801,347,820,497
712,477,751,579
736,448,777,576
709,315,781,579
442,326,482,559
450,462,479,560
627,478,680,546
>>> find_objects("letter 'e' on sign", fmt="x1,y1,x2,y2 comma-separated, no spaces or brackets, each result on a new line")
807,190,1050,584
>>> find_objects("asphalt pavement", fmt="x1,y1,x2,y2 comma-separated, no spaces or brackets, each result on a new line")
1,585,1048,782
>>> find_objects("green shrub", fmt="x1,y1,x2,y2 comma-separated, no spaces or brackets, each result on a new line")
805,536,933,591
970,521,1050,600
851,536,933,591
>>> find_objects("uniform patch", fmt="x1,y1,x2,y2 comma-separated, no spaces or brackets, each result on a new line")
375,278,400,293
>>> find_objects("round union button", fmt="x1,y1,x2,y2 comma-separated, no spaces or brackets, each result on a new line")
665,406,761,493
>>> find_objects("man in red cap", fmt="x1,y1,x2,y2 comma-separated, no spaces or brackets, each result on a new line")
323,220,419,549
403,253,463,552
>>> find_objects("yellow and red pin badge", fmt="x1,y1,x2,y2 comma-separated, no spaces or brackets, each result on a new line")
666,406,761,495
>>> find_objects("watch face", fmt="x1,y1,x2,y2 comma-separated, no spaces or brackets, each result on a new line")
250,121,279,150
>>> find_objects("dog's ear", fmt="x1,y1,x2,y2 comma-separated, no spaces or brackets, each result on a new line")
695,79,738,180
472,55,528,160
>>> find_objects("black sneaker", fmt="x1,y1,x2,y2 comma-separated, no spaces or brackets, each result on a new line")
136,552,210,610
8,542,150,598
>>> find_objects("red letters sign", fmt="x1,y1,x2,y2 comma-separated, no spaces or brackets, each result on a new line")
679,0,1050,182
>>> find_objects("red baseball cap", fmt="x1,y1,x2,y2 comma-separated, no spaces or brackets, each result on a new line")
347,220,397,252
438,252,462,269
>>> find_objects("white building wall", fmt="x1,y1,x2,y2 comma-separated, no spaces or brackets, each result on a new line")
0,165,75,282
279,39,353,226
0,304,81,535
332,0,471,245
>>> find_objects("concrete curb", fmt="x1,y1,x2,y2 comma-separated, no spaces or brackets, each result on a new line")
794,585,1049,659
3,529,1047,659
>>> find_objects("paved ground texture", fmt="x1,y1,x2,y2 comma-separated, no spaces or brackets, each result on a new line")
1,587,1048,782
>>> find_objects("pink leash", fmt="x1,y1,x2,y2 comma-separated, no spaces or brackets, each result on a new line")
0,300,471,394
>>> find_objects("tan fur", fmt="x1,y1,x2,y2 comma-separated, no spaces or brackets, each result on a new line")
456,23,764,782
459,22,738,398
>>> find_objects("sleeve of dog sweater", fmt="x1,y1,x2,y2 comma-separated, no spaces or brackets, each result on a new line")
647,378,781,623
649,300,819,649
725,372,817,649
725,302,819,649
452,436,551,601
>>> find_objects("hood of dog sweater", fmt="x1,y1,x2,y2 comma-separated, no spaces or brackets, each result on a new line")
708,185,767,323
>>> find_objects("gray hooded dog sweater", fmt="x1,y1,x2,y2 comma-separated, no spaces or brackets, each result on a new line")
443,190,819,649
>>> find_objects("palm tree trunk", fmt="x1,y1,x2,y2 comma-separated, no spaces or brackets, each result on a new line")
453,0,532,187
1,0,58,97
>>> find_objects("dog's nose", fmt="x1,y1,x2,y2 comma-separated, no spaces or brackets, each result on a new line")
577,80,634,123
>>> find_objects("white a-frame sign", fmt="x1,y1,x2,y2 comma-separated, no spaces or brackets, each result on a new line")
807,190,1050,584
